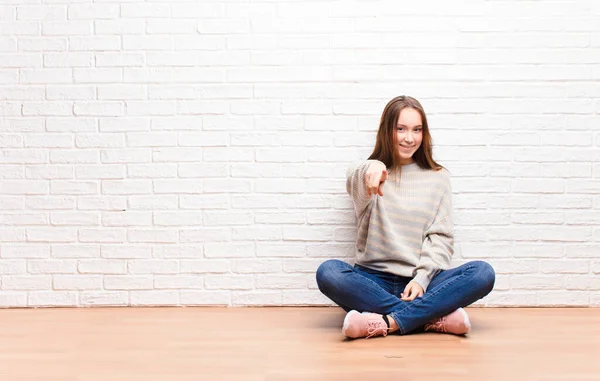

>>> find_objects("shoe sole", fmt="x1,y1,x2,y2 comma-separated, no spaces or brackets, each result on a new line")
342,310,359,336
457,308,471,334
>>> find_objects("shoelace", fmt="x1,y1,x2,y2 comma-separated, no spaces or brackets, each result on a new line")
425,316,446,333
366,319,389,338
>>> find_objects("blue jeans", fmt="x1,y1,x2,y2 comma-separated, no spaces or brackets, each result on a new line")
316,259,495,334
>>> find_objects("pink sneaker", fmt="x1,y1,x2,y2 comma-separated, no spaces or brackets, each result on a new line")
424,308,471,335
342,310,389,339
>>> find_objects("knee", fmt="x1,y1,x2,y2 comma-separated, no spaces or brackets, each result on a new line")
316,259,347,292
470,261,496,293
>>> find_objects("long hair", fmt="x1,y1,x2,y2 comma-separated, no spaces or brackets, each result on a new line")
368,95,443,171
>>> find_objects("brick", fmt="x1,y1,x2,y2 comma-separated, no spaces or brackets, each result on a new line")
180,260,229,274
0,212,48,226
128,260,178,274
203,179,251,193
153,148,203,163
257,243,306,258
0,149,47,164
485,292,537,307
205,275,253,290
126,101,176,116
153,179,202,194
75,165,125,179
74,102,124,116
102,212,152,227
0,260,26,274
130,291,178,306
3,244,49,258
21,68,70,83
78,259,126,274
120,4,170,18
127,229,177,243
78,229,126,243
46,85,95,100
203,147,253,162
283,227,333,241
0,292,27,307
80,291,128,306
68,4,118,20
204,243,254,258
256,275,306,289
42,22,91,36
28,291,77,307
0,196,24,210
232,259,281,274
26,165,73,180
50,180,97,195
102,180,151,195
154,276,203,289
230,196,281,209
232,291,282,306
153,212,203,227
101,245,151,259
180,228,230,243
231,226,282,241
96,53,145,67
50,211,99,226
100,118,149,132
2,275,51,290
77,196,126,211
127,196,177,210
147,19,197,34
511,275,564,290
101,149,151,163
97,85,145,100
153,245,203,259
539,260,589,274
104,276,152,290
53,275,102,290
17,5,67,21
307,243,353,258
178,132,229,147
94,20,144,35
180,291,230,306
27,228,76,243
51,244,99,258
151,117,202,131
46,118,96,132
179,195,228,210
536,291,589,307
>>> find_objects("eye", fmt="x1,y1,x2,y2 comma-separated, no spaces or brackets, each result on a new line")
397,127,404,131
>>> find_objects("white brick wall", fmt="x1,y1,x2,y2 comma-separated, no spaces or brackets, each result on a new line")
1,0,599,308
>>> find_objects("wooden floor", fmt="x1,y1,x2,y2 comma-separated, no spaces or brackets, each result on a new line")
0,307,599,381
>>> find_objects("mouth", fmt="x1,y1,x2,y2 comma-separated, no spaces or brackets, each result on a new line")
399,145,415,151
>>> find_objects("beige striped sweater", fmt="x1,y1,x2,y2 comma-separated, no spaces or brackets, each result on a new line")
345,159,454,292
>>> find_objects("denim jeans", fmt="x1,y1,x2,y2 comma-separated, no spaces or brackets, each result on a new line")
316,259,496,334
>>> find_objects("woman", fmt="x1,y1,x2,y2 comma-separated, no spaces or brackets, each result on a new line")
316,96,495,339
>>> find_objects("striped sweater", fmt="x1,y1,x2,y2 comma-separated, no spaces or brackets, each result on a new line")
345,159,454,292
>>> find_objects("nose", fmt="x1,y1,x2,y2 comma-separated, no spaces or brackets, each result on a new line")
404,131,414,143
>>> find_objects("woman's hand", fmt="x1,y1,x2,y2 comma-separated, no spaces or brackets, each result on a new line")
401,281,424,301
365,162,387,197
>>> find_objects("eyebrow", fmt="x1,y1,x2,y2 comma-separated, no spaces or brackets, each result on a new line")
397,124,423,128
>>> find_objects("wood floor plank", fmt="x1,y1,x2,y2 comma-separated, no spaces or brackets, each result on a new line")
0,307,598,381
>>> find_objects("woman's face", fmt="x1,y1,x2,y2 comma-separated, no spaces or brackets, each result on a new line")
396,107,423,165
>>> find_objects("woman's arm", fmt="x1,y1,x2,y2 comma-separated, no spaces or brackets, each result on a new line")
412,175,454,293
345,159,386,218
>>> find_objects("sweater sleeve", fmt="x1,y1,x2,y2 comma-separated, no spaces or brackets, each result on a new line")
412,174,454,292
345,159,386,219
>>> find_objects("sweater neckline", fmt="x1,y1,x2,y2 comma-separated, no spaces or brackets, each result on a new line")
399,162,419,171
